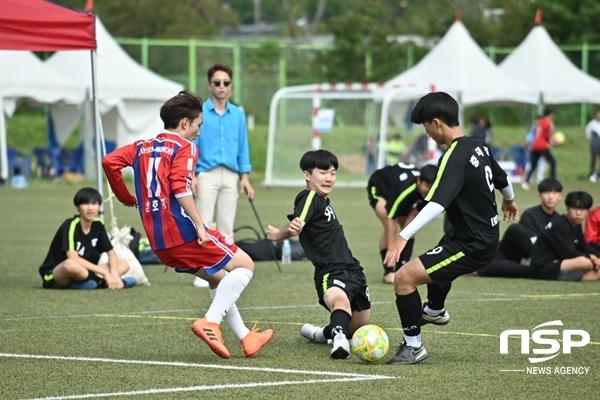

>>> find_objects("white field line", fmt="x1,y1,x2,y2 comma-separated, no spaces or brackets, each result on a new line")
2,353,395,400
2,292,599,322
18,377,389,400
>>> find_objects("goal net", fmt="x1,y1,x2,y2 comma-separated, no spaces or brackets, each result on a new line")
264,83,430,187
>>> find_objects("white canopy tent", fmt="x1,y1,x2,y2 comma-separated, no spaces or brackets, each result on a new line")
384,20,538,107
499,24,600,109
45,18,183,178
0,50,86,181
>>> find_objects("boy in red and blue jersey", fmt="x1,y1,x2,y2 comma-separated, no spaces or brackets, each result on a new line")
103,90,272,359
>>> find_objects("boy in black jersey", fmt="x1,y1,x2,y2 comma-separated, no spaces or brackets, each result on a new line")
477,178,563,278
367,163,438,283
267,150,371,359
39,187,131,290
384,92,518,364
530,191,600,281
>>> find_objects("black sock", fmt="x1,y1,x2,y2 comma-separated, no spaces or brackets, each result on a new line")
395,290,422,337
396,238,415,271
380,248,393,275
426,282,452,310
323,309,352,339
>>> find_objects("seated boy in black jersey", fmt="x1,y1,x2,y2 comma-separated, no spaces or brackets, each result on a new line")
367,163,438,283
39,187,133,290
530,191,600,281
477,178,563,278
267,150,371,359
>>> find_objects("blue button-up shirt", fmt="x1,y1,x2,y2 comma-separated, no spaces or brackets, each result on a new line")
193,98,252,174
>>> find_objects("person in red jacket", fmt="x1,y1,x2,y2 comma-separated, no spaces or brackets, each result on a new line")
522,108,557,190
585,206,600,252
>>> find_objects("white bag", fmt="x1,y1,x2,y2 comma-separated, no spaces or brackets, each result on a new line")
99,226,150,286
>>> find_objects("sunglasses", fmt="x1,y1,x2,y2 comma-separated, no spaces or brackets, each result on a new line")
211,80,231,87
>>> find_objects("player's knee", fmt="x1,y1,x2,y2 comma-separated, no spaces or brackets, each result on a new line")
394,267,417,292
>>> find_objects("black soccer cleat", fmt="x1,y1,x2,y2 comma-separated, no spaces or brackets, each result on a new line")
386,341,429,365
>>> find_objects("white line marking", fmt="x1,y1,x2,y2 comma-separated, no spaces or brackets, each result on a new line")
19,377,390,400
1,353,393,379
4,353,395,400
3,293,598,322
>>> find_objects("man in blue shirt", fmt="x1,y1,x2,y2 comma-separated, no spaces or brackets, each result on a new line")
193,63,254,243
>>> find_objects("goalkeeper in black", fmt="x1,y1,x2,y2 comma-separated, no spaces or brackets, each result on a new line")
384,92,519,365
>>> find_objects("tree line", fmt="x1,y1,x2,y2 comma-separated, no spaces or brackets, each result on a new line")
54,0,600,82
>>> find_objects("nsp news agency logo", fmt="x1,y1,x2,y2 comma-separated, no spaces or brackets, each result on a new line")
499,320,591,375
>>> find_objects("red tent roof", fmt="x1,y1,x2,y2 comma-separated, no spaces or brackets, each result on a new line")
0,0,96,51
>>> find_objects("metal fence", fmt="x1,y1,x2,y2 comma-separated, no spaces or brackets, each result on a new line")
116,37,600,125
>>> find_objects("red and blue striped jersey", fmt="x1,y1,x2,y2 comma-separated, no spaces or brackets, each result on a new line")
103,131,198,250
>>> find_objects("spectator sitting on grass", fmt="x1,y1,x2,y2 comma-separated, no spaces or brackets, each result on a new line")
476,178,563,278
38,187,133,290
530,191,600,281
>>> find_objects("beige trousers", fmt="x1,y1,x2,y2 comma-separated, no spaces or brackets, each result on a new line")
195,166,239,239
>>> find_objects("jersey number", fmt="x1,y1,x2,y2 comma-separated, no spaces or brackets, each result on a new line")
146,157,162,198
484,165,494,192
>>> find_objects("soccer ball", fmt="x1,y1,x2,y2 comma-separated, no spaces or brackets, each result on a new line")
351,324,389,362
553,131,566,146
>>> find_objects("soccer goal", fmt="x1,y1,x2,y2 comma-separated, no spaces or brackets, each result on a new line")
264,83,431,187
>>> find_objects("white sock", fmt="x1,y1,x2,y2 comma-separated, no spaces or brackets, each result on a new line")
424,304,444,316
205,268,253,324
209,288,250,340
404,334,422,348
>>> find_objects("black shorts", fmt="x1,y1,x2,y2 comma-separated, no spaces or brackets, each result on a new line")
314,269,371,312
367,181,384,210
367,183,414,219
419,242,492,286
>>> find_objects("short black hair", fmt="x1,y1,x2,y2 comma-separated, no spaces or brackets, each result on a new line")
419,164,438,183
73,187,103,207
565,191,593,210
537,178,563,193
299,150,338,173
410,92,459,127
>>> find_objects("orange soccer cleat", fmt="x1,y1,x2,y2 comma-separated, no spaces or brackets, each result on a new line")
191,317,230,359
241,322,274,357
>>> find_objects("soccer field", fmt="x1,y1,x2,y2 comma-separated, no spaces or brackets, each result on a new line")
1,183,598,399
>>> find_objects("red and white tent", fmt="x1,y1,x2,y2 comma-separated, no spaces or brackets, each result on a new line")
0,0,101,188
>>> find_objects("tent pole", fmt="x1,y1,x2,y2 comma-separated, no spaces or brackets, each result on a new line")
90,49,104,212
0,95,8,182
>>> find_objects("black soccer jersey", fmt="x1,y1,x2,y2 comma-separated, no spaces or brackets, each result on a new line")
530,214,598,279
39,216,113,275
367,163,422,219
425,136,509,260
519,205,560,242
288,190,362,275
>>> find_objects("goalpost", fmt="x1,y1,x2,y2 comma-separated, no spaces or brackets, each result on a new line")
264,83,431,187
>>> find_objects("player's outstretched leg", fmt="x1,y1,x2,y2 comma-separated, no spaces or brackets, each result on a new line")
300,323,327,343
